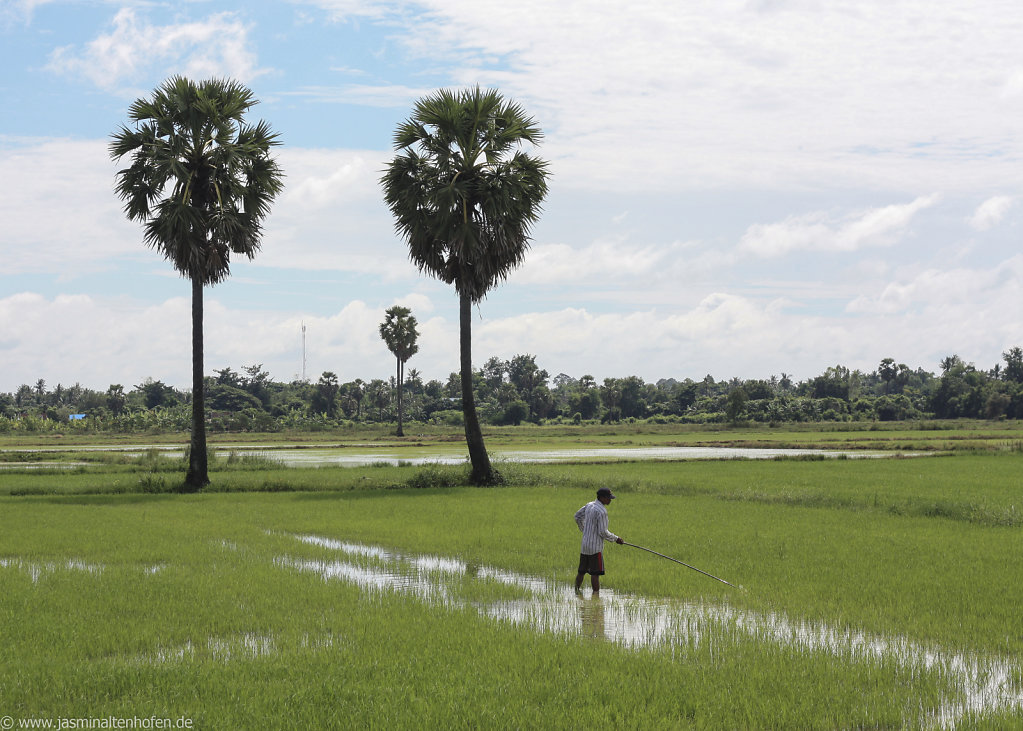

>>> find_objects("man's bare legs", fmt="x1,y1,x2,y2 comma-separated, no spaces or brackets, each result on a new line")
575,572,601,595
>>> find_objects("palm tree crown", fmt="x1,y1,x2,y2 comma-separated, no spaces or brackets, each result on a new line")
110,76,284,284
381,86,549,303
379,306,420,364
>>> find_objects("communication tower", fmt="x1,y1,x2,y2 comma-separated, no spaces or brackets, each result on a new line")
301,322,307,382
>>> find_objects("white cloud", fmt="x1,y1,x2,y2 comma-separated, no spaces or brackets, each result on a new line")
846,255,1023,316
370,0,1023,193
46,8,267,91
0,290,451,390
968,195,1014,231
999,69,1023,99
0,292,191,389
468,298,843,381
0,139,408,279
295,0,401,22
738,196,938,258
282,84,431,107
1,0,52,24
0,138,141,274
258,147,412,277
391,292,435,316
516,237,673,285
6,244,1023,392
472,258,1023,381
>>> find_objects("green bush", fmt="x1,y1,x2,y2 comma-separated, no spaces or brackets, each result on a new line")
432,409,464,426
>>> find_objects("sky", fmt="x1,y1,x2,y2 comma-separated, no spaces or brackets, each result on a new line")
2,0,1023,392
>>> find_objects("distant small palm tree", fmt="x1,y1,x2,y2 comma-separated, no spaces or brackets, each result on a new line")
406,368,423,392
381,86,549,484
941,355,963,374
350,379,365,420
373,380,391,421
379,305,419,436
878,357,897,395
110,76,284,489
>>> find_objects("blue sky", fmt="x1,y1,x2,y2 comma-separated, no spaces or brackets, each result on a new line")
2,0,1023,391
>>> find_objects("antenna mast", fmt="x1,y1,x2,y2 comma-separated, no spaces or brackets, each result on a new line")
301,322,307,382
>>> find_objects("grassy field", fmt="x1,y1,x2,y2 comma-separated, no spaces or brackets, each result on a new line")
2,425,1022,728
5,417,1023,452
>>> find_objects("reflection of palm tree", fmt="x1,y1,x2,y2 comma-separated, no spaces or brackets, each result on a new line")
579,596,606,640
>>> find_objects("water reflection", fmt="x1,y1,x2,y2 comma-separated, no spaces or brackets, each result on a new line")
277,534,1023,729
0,557,105,582
1,444,901,469
579,597,605,640
137,632,286,665
243,445,896,467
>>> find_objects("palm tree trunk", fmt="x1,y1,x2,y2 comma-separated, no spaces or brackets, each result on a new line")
460,292,494,484
184,277,209,490
396,357,405,437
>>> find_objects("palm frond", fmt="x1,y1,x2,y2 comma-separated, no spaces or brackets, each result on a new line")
111,76,284,283
381,86,550,303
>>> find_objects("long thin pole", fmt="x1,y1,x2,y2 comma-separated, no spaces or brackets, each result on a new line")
622,542,741,590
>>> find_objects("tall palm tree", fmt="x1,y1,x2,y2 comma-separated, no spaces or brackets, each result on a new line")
379,305,420,437
110,76,284,490
381,87,549,484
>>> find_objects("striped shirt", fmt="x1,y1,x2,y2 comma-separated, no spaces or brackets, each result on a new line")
575,500,619,554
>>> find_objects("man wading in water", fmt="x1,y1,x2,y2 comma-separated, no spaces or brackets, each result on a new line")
574,487,624,596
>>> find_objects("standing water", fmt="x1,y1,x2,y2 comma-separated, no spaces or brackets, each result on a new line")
276,534,1022,729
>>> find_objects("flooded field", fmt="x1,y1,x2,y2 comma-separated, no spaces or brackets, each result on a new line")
278,534,1023,729
3,468,1021,728
0,443,896,468
237,444,894,466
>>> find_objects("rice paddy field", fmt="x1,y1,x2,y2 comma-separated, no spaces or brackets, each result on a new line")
2,423,1022,729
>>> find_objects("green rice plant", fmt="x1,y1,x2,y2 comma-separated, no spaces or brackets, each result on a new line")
401,463,470,489
2,490,994,728
220,451,284,470
136,473,171,493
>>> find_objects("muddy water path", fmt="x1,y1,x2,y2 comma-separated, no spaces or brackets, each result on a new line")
276,534,1022,729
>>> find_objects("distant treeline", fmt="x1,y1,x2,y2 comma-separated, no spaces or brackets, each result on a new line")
5,348,1023,434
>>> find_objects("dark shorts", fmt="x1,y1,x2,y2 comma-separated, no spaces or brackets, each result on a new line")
578,552,605,576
